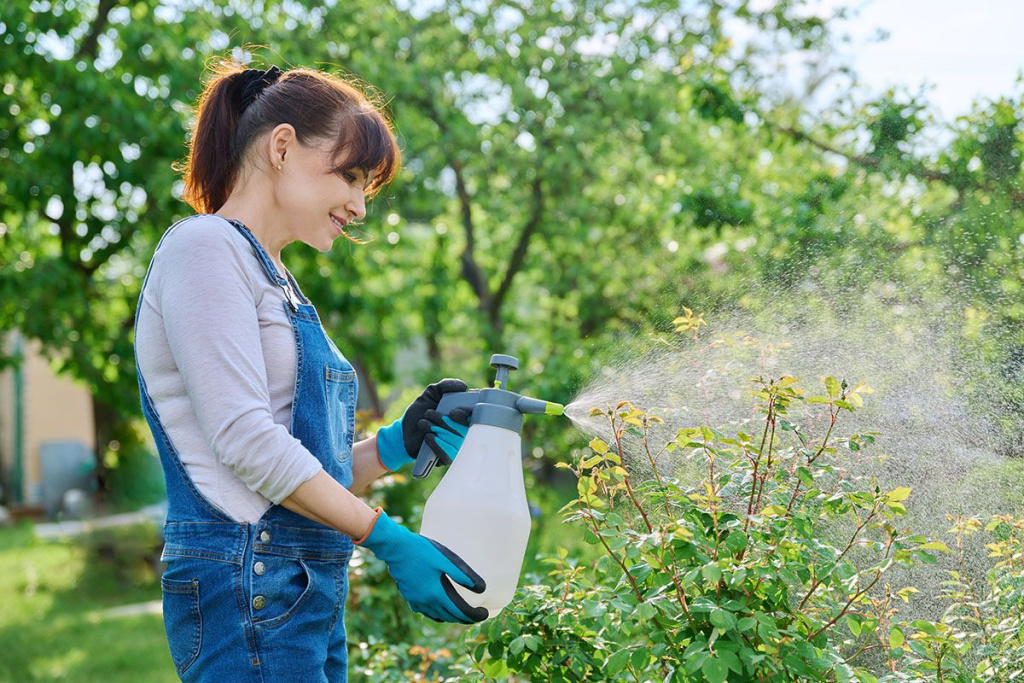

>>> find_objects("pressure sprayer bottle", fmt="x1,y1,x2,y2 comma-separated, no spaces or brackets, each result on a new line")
415,354,564,619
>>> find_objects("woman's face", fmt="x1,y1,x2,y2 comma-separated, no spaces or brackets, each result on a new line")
271,131,371,252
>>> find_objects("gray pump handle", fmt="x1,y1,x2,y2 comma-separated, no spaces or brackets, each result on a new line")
490,354,518,390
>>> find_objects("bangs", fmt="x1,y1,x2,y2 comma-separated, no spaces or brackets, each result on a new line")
328,107,400,196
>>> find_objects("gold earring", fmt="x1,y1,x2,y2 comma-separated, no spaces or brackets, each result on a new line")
277,163,283,171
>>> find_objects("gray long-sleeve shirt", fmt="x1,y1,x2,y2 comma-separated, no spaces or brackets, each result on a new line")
135,214,323,523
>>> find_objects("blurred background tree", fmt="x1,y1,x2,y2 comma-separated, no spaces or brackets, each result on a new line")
1,0,1021,500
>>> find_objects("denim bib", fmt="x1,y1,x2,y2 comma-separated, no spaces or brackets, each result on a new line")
135,215,356,682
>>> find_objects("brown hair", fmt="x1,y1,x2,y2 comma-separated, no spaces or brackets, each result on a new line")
178,59,400,215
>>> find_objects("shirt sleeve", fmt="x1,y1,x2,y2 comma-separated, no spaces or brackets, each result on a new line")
153,216,323,504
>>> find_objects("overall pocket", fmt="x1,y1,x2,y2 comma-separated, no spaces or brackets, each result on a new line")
251,555,314,629
324,367,357,466
161,576,202,675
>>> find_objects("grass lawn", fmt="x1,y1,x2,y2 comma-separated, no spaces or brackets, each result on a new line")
0,523,175,683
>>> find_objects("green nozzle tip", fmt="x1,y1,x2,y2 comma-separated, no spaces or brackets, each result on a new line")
546,402,565,416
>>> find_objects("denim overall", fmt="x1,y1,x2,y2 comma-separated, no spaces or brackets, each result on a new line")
135,216,357,682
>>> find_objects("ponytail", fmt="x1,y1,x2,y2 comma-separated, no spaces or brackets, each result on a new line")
178,59,399,214
180,62,250,214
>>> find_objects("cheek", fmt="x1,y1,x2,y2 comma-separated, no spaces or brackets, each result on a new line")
279,174,332,212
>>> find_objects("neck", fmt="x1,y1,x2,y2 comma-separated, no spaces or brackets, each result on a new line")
216,179,291,272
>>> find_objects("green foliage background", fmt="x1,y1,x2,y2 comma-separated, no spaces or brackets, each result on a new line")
3,0,1022,476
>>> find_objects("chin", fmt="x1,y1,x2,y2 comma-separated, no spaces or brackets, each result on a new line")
300,235,334,253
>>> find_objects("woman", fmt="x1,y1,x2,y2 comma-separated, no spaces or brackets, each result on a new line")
134,61,485,682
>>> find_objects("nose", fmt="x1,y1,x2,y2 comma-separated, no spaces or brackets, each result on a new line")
347,192,366,221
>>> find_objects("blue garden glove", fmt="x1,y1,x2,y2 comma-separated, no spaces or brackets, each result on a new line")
376,379,467,471
356,509,488,624
418,407,472,466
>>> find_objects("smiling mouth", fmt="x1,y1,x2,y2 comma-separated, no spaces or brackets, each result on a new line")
329,213,372,243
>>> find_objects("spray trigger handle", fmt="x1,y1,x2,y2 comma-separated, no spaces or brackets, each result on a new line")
412,390,481,479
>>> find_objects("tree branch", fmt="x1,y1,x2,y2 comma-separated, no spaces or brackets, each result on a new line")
77,0,120,61
407,78,495,316
768,121,947,184
768,119,1024,206
450,157,492,312
43,208,75,260
491,174,544,320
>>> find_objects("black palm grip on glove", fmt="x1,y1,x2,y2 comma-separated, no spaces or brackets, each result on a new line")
400,378,468,456
428,538,489,623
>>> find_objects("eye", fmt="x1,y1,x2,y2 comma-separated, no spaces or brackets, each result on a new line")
340,171,357,183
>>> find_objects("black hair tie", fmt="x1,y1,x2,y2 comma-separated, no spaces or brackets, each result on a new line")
238,65,283,113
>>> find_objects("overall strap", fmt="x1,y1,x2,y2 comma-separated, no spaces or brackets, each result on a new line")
222,217,303,311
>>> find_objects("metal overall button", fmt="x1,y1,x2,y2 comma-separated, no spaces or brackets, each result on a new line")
252,595,266,610
260,530,271,543
253,561,266,576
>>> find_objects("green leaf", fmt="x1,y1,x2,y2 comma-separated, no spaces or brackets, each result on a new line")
577,476,597,497
710,609,736,630
910,620,939,635
725,530,748,554
702,564,723,583
888,487,912,502
796,467,814,486
825,376,841,397
718,648,743,673
889,626,905,649
636,602,657,621
583,600,608,618
630,648,651,670
607,649,631,675
589,438,609,455
888,502,907,515
917,541,951,553
482,658,509,677
702,657,729,683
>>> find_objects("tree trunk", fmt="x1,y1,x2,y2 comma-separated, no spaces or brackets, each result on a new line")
350,357,383,418
90,393,118,497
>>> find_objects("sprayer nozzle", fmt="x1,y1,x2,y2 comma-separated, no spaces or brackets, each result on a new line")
514,396,564,417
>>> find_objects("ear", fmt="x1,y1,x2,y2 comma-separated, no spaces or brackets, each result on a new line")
266,123,297,167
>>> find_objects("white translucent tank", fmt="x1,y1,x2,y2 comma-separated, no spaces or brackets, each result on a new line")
419,422,531,619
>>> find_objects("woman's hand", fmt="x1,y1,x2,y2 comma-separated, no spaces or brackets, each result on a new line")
418,407,471,466
356,508,488,623
375,379,468,471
